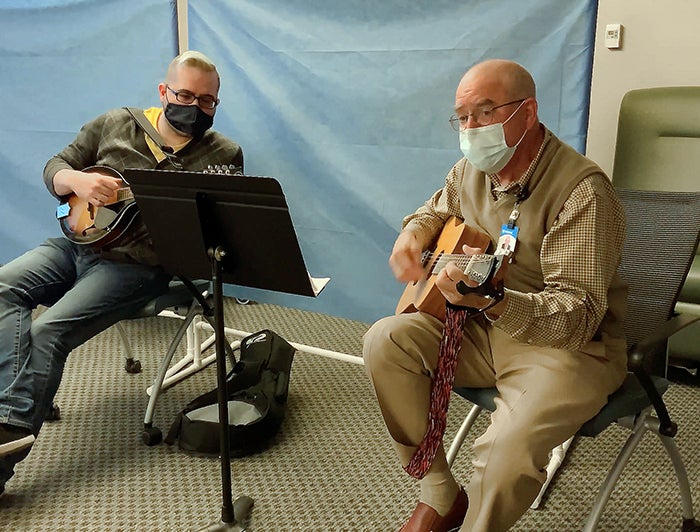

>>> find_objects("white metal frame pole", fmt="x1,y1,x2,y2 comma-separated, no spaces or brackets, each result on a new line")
176,0,188,53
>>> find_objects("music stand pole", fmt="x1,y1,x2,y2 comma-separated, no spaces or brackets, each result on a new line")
198,245,253,532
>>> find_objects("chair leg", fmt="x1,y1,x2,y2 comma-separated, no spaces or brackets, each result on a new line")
141,302,200,446
45,402,61,422
654,423,698,529
144,314,219,394
446,404,483,467
584,409,699,531
116,321,142,373
583,410,653,532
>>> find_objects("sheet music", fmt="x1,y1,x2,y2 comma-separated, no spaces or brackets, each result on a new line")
309,275,330,296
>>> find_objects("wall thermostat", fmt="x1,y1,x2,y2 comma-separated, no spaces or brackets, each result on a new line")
605,23,622,49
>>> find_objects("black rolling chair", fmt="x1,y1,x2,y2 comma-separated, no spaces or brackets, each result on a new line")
114,279,210,375
447,189,700,531
48,278,212,440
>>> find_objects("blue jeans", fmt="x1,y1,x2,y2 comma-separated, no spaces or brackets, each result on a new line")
0,237,171,484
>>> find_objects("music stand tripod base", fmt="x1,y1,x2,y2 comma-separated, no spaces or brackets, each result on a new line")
198,495,255,531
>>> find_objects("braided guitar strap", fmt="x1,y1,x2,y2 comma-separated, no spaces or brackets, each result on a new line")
403,304,470,479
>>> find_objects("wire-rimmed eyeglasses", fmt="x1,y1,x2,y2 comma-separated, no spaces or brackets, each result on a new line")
449,99,525,131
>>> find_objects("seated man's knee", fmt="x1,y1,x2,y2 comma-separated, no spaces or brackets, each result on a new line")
363,316,395,361
475,418,553,485
30,320,72,362
363,314,440,378
0,280,27,306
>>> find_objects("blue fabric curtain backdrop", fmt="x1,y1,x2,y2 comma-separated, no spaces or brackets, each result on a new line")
1,0,597,323
0,0,177,260
188,0,598,322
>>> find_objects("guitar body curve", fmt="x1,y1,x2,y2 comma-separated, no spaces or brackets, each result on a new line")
395,216,492,322
57,166,138,247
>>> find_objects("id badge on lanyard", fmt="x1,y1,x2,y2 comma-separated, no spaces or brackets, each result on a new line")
496,224,518,255
495,193,524,258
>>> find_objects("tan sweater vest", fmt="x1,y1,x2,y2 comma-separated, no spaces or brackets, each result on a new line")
455,131,627,346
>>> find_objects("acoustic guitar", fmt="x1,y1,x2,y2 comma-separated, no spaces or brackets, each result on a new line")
395,216,503,321
56,166,137,247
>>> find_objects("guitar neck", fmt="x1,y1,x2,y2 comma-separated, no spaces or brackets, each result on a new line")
424,251,493,276
115,188,133,203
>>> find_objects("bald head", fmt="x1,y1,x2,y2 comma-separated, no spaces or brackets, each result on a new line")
459,59,536,103
453,59,542,180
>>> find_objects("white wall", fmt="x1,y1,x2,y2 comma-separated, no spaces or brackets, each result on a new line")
587,0,700,176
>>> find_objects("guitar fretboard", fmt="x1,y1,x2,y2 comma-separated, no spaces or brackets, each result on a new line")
116,188,133,202
423,251,493,276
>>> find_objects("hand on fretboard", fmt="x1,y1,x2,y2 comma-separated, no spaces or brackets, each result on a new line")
204,164,243,175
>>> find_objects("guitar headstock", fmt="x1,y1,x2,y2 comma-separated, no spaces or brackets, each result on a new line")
204,164,243,175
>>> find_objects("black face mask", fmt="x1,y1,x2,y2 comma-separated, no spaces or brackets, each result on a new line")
164,103,214,141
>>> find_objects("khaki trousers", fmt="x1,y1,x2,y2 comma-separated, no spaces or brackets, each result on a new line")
362,311,627,532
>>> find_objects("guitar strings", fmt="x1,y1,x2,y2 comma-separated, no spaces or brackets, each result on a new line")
421,251,493,276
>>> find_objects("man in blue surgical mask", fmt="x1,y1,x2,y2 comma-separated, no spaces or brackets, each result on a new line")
363,59,627,531
0,51,243,495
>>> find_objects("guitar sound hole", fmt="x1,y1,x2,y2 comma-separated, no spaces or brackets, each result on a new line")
430,251,444,276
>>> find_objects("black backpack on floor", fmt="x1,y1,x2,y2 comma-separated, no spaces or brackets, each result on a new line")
165,329,296,457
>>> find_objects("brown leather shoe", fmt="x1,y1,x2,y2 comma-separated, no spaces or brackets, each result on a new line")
399,488,468,532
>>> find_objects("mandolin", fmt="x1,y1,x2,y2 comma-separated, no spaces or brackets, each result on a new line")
56,166,137,247
56,164,242,247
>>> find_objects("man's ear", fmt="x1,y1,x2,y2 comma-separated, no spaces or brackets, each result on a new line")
157,82,168,103
525,97,538,128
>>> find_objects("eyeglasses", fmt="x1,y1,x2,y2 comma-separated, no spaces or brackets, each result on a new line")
166,85,219,109
449,99,526,131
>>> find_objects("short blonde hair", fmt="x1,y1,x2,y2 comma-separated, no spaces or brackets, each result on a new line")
167,50,220,89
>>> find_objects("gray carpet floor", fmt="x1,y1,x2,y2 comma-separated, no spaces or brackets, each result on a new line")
0,299,698,531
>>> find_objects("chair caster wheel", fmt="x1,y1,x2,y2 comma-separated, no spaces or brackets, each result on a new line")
235,298,251,305
142,426,162,446
46,402,61,422
125,358,142,374
682,518,700,532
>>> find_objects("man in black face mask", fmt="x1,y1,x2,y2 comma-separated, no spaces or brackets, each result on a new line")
0,50,243,495
161,50,220,142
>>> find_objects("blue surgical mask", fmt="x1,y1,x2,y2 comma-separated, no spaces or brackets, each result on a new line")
459,100,527,174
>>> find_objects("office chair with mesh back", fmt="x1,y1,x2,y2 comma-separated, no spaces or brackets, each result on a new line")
447,189,700,531
612,87,700,377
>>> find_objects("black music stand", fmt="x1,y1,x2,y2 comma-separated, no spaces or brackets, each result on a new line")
124,168,328,531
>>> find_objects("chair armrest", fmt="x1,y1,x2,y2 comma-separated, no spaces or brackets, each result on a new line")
627,313,700,437
629,313,700,370
678,254,700,304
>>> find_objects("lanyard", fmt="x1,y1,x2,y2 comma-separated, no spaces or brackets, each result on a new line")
498,187,529,258
507,187,529,229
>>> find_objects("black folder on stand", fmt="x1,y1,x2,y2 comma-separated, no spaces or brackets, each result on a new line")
124,168,329,297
